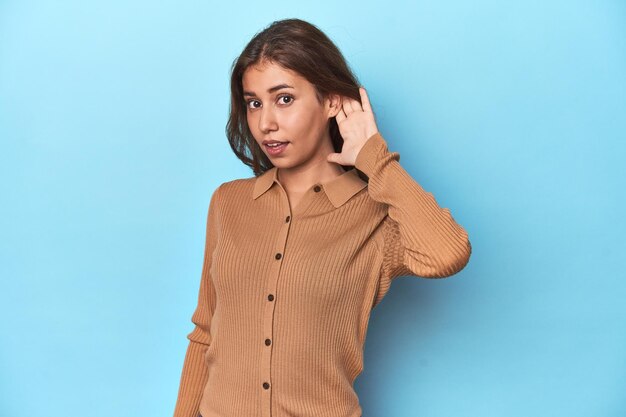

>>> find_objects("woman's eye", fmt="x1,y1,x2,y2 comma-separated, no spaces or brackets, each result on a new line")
247,100,260,109
278,95,293,104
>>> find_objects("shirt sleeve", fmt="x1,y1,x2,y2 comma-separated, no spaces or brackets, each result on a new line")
354,132,472,291
173,184,222,417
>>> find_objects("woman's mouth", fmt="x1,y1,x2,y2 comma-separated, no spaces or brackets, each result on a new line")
264,142,289,156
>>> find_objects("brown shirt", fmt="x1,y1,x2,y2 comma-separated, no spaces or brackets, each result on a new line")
173,132,472,417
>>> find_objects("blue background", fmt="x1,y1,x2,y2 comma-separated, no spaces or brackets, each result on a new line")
1,1,624,416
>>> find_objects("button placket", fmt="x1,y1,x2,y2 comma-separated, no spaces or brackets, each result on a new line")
287,183,323,219
260,184,294,417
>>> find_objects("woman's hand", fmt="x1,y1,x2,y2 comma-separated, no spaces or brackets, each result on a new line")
327,87,379,166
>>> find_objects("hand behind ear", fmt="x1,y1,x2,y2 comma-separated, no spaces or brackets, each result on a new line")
327,87,379,166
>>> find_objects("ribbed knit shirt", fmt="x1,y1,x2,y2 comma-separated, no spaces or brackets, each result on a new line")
173,132,472,417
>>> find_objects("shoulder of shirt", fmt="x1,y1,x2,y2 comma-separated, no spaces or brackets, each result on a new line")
212,175,256,202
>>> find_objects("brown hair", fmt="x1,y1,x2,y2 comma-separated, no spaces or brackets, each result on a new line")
226,18,363,177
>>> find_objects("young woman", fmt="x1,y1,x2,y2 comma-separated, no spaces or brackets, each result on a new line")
173,18,471,417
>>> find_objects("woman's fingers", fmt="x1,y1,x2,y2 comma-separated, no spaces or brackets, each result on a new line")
359,87,372,113
342,96,354,115
339,86,372,119
336,106,347,123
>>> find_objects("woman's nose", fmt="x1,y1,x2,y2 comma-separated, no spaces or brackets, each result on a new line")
258,107,278,132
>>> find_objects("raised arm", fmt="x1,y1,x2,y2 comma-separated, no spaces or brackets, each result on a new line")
354,132,472,286
173,184,221,417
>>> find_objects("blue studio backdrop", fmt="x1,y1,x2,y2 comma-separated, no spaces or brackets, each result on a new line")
0,1,624,417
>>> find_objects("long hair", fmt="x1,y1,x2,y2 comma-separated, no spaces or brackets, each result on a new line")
226,18,363,177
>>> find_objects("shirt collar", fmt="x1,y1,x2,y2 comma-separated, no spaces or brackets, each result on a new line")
252,166,367,208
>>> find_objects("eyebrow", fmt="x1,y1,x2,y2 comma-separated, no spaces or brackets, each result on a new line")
243,84,294,97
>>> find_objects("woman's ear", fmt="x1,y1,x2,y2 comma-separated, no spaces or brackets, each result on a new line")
326,94,342,118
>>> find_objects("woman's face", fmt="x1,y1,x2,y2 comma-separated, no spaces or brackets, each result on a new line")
242,61,340,169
